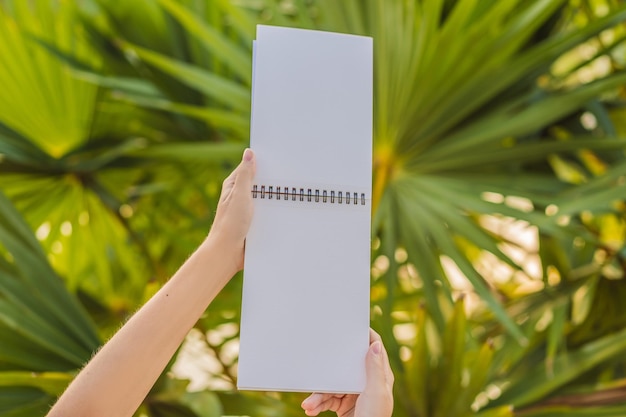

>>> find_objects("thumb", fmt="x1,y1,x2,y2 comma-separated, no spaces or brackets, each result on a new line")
234,148,256,192
364,341,385,392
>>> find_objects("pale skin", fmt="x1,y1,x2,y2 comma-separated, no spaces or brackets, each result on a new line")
47,149,394,417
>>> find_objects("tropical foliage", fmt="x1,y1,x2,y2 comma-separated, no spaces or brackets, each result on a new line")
1,0,626,416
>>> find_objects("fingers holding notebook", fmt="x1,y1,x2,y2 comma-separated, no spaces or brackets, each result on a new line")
301,329,394,417
208,148,256,272
368,329,395,391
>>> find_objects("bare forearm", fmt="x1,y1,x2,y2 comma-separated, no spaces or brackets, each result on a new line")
48,149,255,417
47,237,238,417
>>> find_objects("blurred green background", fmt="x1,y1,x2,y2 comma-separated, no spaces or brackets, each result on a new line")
1,0,626,416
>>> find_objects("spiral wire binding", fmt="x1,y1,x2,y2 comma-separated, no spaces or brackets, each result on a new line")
252,185,366,205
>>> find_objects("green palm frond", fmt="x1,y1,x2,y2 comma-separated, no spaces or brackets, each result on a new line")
0,0,243,313
71,0,626,343
0,189,100,415
0,2,99,158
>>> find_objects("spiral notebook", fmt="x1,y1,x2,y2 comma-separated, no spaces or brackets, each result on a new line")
238,25,373,393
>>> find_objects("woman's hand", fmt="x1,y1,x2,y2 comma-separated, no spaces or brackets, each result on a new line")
301,329,394,417
206,148,256,273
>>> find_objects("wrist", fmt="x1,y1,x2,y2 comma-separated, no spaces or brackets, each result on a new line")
200,232,243,276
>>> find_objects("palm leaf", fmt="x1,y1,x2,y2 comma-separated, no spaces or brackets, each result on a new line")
0,189,100,414
0,2,99,158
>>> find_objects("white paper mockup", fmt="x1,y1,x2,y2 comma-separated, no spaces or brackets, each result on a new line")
238,25,373,393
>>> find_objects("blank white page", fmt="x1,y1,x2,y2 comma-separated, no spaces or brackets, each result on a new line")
238,25,373,393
